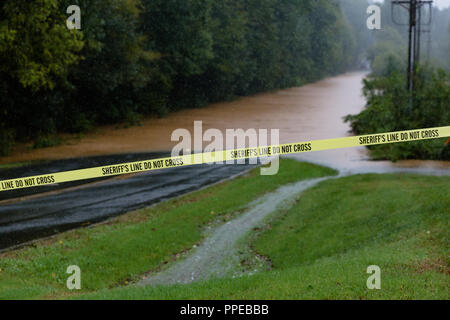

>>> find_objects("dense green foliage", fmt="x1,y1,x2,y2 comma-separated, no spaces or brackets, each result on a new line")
0,0,359,155
339,0,375,68
0,0,84,154
345,69,450,161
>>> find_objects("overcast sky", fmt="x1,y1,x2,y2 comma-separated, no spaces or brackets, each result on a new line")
427,0,450,9
434,0,450,9
376,0,450,10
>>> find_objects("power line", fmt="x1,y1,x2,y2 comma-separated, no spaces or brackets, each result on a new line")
391,0,433,92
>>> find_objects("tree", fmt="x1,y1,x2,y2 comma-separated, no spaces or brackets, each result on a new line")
0,0,83,91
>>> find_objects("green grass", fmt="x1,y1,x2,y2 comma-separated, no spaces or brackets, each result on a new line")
0,159,336,299
77,174,449,300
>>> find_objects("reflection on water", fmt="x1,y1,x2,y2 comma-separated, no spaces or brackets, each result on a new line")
3,72,449,175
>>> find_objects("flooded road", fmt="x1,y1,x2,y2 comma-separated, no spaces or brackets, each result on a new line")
0,71,448,250
3,71,447,174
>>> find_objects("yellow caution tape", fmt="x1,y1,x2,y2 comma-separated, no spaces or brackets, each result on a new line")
1,126,449,192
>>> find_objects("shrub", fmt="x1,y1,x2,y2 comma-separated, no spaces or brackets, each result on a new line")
345,69,450,161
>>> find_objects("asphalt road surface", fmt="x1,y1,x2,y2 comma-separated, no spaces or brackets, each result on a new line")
0,153,256,250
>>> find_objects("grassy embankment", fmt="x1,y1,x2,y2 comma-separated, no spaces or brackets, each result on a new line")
0,159,336,299
0,159,448,299
81,173,449,300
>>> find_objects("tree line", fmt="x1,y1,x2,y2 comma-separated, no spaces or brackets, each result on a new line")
0,0,361,156
342,0,450,161
341,0,450,76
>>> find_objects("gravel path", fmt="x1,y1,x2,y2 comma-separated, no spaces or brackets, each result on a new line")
138,176,332,286
137,160,450,287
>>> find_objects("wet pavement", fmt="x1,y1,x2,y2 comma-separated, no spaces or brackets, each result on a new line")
0,153,172,201
0,154,256,250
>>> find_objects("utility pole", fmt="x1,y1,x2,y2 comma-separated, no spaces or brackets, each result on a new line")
392,0,433,92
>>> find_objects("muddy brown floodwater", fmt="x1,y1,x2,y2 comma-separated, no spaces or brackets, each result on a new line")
2,71,449,174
